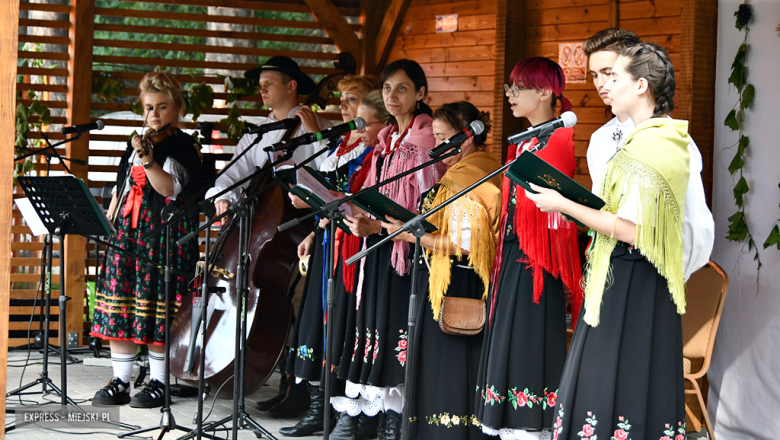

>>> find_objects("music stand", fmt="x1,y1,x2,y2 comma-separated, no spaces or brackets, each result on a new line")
9,175,137,428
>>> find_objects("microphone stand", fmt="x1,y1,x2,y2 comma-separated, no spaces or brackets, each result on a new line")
277,147,462,440
346,153,523,440
166,137,337,440
5,132,91,434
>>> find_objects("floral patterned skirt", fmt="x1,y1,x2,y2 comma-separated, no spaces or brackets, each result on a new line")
550,243,686,440
336,234,411,388
475,241,568,435
90,195,198,345
408,258,489,440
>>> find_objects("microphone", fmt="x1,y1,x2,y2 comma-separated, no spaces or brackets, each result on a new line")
61,120,104,134
264,117,366,153
242,117,299,135
506,111,577,145
429,120,485,158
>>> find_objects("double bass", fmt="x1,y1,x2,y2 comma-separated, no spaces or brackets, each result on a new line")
168,53,357,397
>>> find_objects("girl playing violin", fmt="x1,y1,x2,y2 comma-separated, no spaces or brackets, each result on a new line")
92,71,202,408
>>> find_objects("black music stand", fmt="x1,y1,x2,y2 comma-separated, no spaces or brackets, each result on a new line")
9,176,139,429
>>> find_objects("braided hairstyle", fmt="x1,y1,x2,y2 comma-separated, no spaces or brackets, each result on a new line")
620,43,676,117
139,70,184,115
433,102,492,151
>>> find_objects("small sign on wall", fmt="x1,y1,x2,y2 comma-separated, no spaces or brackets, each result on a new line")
436,14,458,33
559,42,588,84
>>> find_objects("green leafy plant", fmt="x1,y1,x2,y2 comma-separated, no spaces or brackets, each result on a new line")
14,90,51,185
724,0,761,269
185,83,215,121
219,105,247,143
92,71,125,102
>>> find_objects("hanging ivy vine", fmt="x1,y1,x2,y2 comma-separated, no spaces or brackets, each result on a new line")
14,90,51,186
724,1,761,267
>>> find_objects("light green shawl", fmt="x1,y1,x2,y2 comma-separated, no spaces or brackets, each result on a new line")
583,117,690,327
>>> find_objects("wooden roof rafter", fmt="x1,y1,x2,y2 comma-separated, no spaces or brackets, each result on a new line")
303,0,362,65
374,0,412,73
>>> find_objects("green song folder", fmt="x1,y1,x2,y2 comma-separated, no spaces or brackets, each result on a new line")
505,151,604,227
276,165,351,234
350,190,438,233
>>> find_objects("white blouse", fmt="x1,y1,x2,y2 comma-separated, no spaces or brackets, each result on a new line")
113,152,189,200
586,116,715,280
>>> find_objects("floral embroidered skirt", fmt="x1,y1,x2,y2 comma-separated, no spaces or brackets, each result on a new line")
408,259,489,440
336,234,411,389
90,195,198,345
474,241,567,435
550,243,685,440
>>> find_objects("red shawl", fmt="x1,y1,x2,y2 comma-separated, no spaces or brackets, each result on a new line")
488,127,584,329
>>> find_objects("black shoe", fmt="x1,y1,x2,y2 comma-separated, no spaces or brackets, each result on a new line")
92,377,131,406
278,383,325,437
255,360,289,411
256,370,289,411
130,378,165,408
329,411,358,440
381,410,402,440
356,413,379,440
267,381,310,419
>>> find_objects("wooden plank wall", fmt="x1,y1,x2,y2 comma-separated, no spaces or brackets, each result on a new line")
383,0,688,191
2,0,21,434
386,0,499,158
11,0,361,349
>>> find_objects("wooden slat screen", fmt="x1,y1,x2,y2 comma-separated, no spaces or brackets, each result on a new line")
11,0,360,348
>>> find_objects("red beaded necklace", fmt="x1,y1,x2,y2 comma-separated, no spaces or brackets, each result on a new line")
336,132,362,157
387,116,415,154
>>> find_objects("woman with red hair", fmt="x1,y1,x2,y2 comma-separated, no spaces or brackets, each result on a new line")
474,57,583,440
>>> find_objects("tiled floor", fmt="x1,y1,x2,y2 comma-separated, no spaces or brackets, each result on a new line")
4,349,317,440
4,350,712,440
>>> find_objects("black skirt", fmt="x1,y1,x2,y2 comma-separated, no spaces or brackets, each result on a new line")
550,243,685,440
336,234,411,388
408,258,489,440
474,240,568,434
286,231,326,381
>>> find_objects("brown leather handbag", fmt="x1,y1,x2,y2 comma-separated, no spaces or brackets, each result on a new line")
438,297,486,336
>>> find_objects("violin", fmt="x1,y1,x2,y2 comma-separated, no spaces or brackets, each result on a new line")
137,124,178,160
109,124,180,224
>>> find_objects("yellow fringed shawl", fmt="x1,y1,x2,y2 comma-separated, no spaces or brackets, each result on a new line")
583,118,690,327
426,152,503,320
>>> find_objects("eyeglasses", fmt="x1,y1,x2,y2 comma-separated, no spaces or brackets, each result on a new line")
357,120,384,132
504,83,530,97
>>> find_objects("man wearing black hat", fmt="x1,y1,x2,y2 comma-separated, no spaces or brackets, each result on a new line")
206,56,333,216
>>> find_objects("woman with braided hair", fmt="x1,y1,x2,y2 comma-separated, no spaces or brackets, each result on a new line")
91,71,202,408
526,43,689,440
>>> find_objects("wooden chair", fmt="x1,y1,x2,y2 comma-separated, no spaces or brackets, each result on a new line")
681,261,729,440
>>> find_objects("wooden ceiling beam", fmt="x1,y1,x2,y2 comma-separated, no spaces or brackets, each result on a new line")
303,0,362,64
374,0,411,73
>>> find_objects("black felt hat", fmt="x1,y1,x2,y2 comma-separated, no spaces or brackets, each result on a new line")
244,56,316,95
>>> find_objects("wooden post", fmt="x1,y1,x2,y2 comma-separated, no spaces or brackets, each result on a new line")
373,0,411,74
359,0,386,75
64,0,94,347
679,0,718,204
1,1,21,437
609,0,620,28
493,0,526,162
